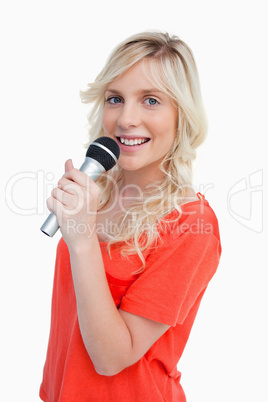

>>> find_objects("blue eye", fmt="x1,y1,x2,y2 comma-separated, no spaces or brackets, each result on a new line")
145,98,159,106
106,96,122,104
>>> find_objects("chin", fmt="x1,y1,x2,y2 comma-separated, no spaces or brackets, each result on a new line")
119,163,142,172
118,157,141,170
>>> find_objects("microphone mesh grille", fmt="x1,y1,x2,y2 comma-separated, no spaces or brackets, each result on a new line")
86,137,120,171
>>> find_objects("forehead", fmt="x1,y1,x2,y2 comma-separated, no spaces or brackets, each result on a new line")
106,59,163,93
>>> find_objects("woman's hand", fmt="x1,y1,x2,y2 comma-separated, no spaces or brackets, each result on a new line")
46,160,171,377
47,159,100,250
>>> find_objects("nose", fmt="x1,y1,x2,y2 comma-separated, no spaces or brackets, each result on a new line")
117,102,141,129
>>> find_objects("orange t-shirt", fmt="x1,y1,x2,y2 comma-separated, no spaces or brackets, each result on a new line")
40,194,221,401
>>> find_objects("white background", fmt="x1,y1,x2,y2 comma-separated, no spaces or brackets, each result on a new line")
1,1,267,401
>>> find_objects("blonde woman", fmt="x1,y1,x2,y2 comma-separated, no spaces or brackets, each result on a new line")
40,31,222,401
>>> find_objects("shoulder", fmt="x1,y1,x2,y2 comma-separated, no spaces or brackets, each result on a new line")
143,197,222,278
158,195,221,243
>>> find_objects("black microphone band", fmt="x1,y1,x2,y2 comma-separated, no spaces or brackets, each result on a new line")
91,142,118,162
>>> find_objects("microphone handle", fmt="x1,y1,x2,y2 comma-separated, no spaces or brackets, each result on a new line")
40,158,105,237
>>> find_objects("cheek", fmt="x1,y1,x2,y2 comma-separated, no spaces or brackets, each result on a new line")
101,113,109,132
102,110,114,133
153,115,177,141
165,111,178,141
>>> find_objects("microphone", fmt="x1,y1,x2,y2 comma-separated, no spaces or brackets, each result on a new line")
40,136,120,237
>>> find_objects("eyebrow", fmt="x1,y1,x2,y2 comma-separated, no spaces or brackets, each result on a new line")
105,88,162,95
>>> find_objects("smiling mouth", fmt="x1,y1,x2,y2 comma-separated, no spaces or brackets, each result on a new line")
117,137,150,146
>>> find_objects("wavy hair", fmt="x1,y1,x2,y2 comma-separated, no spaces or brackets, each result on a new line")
80,31,208,271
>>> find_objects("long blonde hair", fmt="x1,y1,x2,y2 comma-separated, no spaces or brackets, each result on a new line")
80,31,208,270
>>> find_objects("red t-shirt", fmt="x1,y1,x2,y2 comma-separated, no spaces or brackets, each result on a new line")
40,193,221,401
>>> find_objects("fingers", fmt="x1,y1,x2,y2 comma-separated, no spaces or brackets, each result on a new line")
57,177,77,194
47,161,101,221
63,159,91,188
51,187,73,206
62,159,100,192
50,182,85,210
57,174,99,200
65,159,74,174
62,168,93,188
47,195,61,215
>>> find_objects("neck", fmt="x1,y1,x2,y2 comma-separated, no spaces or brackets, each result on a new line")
119,168,164,197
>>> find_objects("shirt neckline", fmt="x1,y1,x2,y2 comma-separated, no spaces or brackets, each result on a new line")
98,193,207,245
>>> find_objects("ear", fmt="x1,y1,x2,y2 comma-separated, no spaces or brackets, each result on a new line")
65,159,74,173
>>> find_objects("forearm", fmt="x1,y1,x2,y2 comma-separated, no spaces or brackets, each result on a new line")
47,166,166,376
68,235,133,376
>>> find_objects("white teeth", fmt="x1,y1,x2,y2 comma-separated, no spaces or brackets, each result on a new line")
119,137,148,146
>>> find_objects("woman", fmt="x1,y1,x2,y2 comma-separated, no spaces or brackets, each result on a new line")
40,31,221,401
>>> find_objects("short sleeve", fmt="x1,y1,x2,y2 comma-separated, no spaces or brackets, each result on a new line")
120,231,221,326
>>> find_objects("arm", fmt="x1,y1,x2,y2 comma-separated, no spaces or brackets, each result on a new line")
69,238,169,376
47,161,170,376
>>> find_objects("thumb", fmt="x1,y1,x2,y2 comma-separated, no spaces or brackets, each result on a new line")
65,159,74,173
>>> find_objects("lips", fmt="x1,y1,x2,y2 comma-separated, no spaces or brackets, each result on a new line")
115,136,151,153
116,136,150,147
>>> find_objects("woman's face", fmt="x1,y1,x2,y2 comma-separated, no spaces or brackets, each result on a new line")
102,60,178,179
